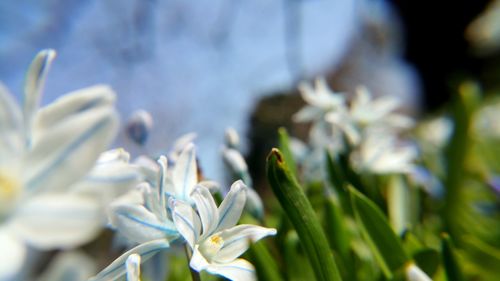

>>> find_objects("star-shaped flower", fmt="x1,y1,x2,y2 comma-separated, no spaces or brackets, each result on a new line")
170,181,276,281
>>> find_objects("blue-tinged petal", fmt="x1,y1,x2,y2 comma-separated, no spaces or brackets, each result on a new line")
126,254,141,281
222,148,253,186
170,198,201,249
213,225,277,264
0,83,23,157
245,188,264,220
156,156,168,219
191,185,219,238
0,227,26,281
216,181,247,232
24,107,118,193
168,133,197,162
36,251,96,281
23,49,56,137
70,160,142,204
8,194,102,249
203,258,256,281
109,203,176,244
172,143,197,201
32,85,115,136
89,239,169,281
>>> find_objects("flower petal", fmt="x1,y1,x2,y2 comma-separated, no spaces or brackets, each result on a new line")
170,198,201,249
0,228,26,281
172,143,197,201
36,250,96,281
89,239,169,281
109,203,176,244
8,194,102,250
216,181,247,232
23,49,56,136
70,158,142,204
24,106,118,193
32,85,115,135
214,224,277,264
0,82,23,157
191,185,219,238
204,259,256,281
126,254,141,281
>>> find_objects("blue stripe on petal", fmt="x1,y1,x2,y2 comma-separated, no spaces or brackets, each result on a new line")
26,116,110,191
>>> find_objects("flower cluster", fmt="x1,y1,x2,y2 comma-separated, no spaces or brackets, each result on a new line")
0,50,275,281
293,78,417,177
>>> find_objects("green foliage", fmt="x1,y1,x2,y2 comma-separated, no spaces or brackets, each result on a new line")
266,148,342,281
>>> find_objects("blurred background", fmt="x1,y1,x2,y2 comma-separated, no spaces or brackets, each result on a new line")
0,0,497,181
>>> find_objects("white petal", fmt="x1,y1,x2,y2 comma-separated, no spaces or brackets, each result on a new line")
89,239,169,281
0,228,26,280
191,185,219,238
24,106,118,193
0,82,23,157
96,148,131,164
36,250,96,281
170,198,201,249
204,259,256,281
9,194,102,250
109,203,176,244
23,49,56,135
213,225,277,264
32,85,115,134
224,127,240,148
216,181,247,231
172,143,197,201
190,244,210,271
126,254,141,281
70,160,142,204
293,106,322,122
405,263,432,281
245,188,264,220
168,133,197,161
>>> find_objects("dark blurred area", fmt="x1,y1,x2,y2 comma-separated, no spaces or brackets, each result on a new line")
390,0,491,110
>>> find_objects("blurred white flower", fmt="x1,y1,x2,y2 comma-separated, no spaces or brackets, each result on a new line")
0,50,140,280
293,78,346,123
170,181,276,281
326,86,414,145
351,133,417,174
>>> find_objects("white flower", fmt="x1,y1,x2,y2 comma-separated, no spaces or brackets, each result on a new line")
293,78,346,123
0,50,139,280
326,86,414,145
351,132,417,174
170,181,276,281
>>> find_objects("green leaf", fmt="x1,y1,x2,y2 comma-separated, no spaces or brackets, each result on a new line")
413,249,440,277
441,233,465,281
266,148,342,281
278,127,298,177
247,240,282,281
325,151,350,213
324,196,350,259
350,186,409,278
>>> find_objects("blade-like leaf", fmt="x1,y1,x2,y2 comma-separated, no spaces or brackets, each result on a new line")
247,240,282,281
266,148,342,281
441,233,465,281
350,186,409,278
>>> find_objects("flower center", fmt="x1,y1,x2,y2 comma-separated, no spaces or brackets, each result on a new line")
199,234,225,261
0,170,21,218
